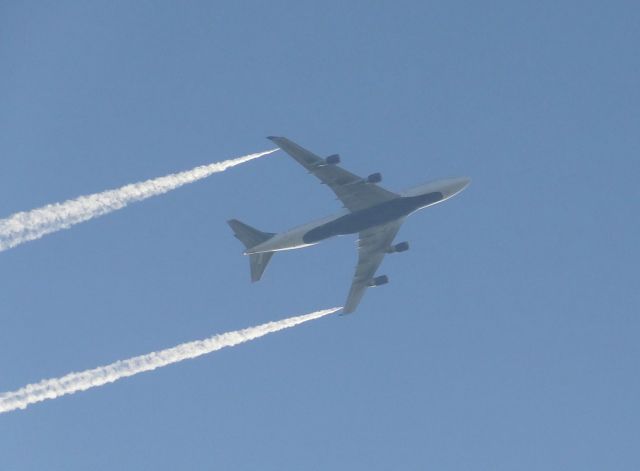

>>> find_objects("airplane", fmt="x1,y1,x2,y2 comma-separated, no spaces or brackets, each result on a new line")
227,136,470,314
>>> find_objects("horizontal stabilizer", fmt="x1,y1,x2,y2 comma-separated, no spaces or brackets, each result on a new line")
227,219,275,249
249,252,274,282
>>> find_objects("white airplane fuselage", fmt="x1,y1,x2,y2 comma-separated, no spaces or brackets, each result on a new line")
247,177,470,254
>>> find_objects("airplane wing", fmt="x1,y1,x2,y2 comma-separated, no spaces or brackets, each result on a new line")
343,218,405,314
267,136,398,212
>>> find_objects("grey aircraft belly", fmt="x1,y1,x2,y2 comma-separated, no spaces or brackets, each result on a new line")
228,136,470,314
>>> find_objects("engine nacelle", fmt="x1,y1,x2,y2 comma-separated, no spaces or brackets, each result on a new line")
325,154,340,165
366,172,382,183
387,241,409,253
368,275,389,287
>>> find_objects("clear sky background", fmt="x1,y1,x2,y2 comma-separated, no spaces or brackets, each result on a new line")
1,1,639,469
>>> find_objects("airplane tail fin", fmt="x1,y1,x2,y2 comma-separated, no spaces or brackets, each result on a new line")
227,219,276,282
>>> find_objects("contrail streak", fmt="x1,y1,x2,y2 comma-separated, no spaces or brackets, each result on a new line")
0,149,276,252
0,307,340,414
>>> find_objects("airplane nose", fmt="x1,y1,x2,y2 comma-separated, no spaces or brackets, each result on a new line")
457,177,471,190
442,177,471,198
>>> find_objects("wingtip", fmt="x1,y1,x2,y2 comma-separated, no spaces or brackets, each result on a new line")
339,307,352,316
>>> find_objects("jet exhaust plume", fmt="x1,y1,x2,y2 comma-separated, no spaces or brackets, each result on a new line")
0,149,277,252
0,307,340,414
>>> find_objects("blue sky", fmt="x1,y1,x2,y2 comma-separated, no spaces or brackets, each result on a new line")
1,1,639,469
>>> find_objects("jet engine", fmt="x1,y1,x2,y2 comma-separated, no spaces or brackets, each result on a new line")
368,275,389,287
325,154,340,165
366,172,382,183
387,241,409,253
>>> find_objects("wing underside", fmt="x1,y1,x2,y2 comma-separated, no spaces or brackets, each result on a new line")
343,218,405,314
267,136,398,211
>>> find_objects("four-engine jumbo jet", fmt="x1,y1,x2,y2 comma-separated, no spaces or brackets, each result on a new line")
228,136,470,314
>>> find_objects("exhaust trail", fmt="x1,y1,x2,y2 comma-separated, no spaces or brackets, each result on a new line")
0,149,276,252
0,307,340,414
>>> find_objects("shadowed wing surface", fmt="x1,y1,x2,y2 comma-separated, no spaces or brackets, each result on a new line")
343,218,405,314
267,136,398,211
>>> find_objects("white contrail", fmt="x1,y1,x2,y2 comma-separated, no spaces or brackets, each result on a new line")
0,307,340,414
0,149,277,252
